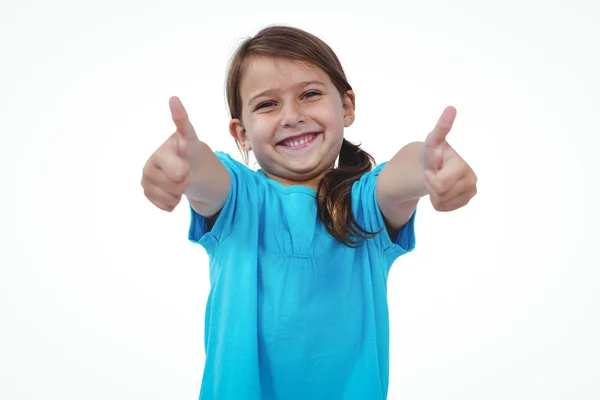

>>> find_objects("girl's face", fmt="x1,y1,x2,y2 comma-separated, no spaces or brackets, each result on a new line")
229,56,355,189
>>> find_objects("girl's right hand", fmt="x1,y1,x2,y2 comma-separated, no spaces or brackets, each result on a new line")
141,97,202,212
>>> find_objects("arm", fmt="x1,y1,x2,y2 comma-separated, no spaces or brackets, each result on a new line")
375,141,425,234
168,97,230,218
184,140,230,218
375,106,478,236
141,96,230,219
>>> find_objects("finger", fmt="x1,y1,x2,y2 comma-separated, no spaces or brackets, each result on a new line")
424,161,465,195
176,134,187,159
142,182,184,212
425,106,456,147
153,149,190,184
142,165,183,197
425,172,476,204
145,166,190,197
169,96,198,142
164,130,192,160
433,156,475,195
431,186,477,212
152,197,182,212
433,146,443,171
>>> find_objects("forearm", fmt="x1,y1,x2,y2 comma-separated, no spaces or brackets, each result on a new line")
376,141,427,205
185,141,231,214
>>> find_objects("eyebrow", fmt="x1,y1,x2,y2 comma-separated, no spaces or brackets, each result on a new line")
247,80,326,106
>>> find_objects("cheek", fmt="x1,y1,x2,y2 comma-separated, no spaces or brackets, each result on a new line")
245,120,274,148
314,100,344,124
252,115,272,130
248,119,270,138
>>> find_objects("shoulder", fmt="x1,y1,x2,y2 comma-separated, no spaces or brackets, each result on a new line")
212,151,263,187
351,162,387,199
349,161,388,241
350,161,417,259
213,151,251,173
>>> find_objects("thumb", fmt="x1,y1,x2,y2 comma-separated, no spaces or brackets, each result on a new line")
169,96,199,143
175,134,189,159
425,106,456,147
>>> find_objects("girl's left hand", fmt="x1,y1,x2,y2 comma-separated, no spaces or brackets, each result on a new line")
421,106,478,212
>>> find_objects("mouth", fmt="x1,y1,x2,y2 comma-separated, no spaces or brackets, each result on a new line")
276,132,321,150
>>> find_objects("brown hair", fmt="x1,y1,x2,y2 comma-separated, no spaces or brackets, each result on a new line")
225,25,380,247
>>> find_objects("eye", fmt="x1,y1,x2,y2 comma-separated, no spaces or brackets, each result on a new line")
256,101,276,110
301,90,321,99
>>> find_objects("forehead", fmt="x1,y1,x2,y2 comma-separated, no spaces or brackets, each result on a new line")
240,57,333,99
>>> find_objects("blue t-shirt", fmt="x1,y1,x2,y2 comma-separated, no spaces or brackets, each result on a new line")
188,152,416,400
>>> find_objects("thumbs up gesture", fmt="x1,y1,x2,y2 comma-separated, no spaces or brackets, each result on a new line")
421,106,477,212
141,97,202,212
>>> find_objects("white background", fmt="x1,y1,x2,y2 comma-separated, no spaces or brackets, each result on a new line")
2,0,599,399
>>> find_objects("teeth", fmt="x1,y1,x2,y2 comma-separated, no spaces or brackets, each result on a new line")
283,133,314,147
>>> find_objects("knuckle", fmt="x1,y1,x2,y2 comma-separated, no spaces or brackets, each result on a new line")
163,154,187,181
167,197,181,211
171,165,188,182
436,178,449,192
459,180,468,194
431,197,442,209
443,172,457,188
143,186,154,200
429,180,441,194
176,181,188,196
142,159,154,178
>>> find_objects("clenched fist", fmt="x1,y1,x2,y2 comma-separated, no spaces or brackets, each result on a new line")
421,106,478,212
141,97,202,212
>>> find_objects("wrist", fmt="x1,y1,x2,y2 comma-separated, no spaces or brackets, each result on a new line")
381,141,428,203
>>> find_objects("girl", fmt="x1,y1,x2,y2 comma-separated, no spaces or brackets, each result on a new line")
141,25,477,400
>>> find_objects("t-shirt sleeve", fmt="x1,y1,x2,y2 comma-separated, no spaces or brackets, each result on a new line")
188,152,251,254
352,162,416,265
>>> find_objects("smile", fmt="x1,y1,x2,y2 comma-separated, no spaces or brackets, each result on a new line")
277,132,320,150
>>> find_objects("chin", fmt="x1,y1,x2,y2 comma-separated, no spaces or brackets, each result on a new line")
284,154,332,174
257,147,338,183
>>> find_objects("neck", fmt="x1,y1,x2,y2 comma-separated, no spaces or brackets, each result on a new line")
262,169,331,190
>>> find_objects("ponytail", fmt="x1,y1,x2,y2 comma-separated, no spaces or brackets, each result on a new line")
316,139,381,247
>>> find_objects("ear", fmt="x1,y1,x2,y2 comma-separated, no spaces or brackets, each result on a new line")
229,118,252,151
342,90,356,127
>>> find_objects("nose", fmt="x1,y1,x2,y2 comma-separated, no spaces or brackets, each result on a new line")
280,102,305,128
